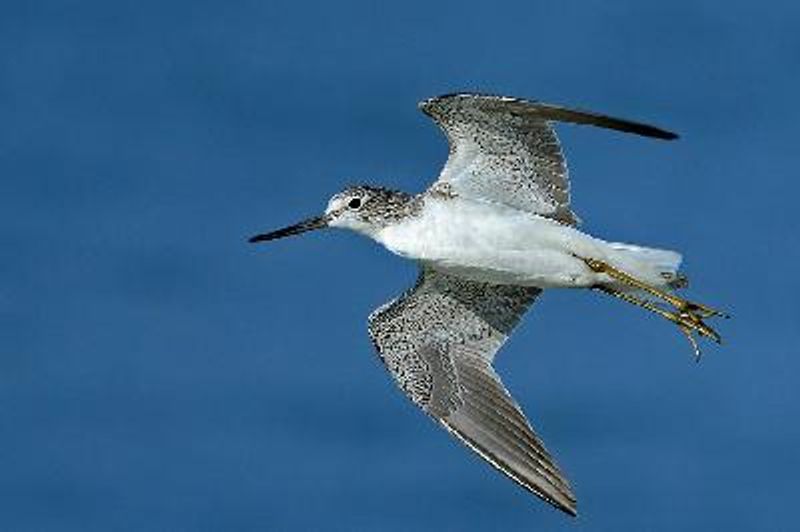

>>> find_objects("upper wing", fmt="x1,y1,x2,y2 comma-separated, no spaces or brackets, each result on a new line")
368,268,577,515
420,93,678,226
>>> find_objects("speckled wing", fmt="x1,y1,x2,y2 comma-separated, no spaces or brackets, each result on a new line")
420,93,677,225
368,268,577,515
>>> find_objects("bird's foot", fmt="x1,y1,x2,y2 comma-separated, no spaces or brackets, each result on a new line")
584,257,728,360
678,299,730,320
670,306,722,361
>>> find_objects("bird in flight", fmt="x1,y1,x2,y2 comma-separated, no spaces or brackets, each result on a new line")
249,93,726,516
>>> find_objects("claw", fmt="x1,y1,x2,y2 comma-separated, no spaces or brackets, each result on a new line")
666,307,721,360
675,309,721,343
673,308,722,362
682,301,730,320
678,325,702,362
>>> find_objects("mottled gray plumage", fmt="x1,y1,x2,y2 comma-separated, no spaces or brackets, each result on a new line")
368,268,577,514
420,93,676,226
329,185,422,227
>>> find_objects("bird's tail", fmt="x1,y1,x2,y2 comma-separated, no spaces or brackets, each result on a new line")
606,242,687,289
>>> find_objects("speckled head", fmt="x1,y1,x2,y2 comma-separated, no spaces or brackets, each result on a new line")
324,185,419,235
248,185,419,243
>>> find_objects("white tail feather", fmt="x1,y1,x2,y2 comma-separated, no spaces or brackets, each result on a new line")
607,242,683,287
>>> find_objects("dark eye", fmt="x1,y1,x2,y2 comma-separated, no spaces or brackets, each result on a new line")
348,197,362,210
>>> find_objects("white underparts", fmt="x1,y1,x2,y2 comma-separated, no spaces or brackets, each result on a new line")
374,197,682,289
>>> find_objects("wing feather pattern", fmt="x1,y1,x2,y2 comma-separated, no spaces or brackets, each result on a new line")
368,268,577,515
420,93,677,226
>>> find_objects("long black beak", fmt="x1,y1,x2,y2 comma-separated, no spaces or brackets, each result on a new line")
248,214,329,243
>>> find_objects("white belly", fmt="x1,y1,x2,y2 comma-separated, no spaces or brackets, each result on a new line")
374,197,680,289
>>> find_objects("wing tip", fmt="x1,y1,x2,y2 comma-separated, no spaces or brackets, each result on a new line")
524,477,578,518
439,417,579,517
519,470,578,516
557,498,579,518
634,124,680,141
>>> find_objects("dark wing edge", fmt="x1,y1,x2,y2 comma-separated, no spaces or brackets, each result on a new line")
420,92,679,141
367,268,577,516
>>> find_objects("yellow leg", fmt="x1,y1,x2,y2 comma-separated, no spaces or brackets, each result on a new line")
583,257,729,318
582,257,727,360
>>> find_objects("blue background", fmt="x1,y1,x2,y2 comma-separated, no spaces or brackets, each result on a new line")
2,1,798,530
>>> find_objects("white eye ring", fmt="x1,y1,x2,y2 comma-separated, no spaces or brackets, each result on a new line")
348,197,362,210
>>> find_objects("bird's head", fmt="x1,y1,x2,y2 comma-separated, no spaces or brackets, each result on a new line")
248,185,417,244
